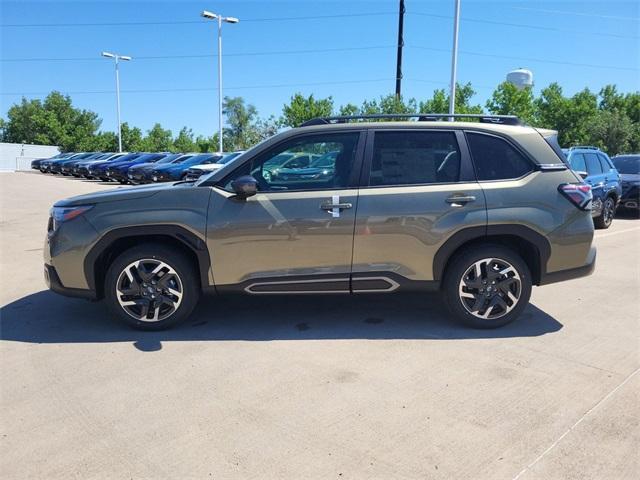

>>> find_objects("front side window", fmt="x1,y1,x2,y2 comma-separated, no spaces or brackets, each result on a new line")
369,131,461,186
467,132,533,181
584,153,603,175
597,153,614,172
222,132,360,192
569,153,587,172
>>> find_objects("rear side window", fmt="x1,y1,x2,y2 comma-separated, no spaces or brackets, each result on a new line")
585,153,603,175
597,153,614,171
467,132,533,181
569,153,587,172
369,131,461,186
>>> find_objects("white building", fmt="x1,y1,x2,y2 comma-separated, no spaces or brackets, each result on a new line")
0,143,60,172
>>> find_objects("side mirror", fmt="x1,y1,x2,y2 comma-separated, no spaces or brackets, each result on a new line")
575,170,589,180
231,175,258,199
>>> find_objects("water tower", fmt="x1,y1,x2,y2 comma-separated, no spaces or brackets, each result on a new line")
506,68,533,90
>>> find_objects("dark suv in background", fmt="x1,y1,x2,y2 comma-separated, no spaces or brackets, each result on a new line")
612,154,640,211
563,146,621,229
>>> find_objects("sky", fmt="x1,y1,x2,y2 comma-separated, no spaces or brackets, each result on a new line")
1,0,639,138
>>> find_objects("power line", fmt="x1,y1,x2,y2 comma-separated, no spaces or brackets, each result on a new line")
2,44,634,72
509,6,640,22
0,12,396,28
0,78,398,96
409,11,639,40
0,45,395,63
409,45,639,72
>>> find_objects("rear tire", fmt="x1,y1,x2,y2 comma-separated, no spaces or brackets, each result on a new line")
594,196,615,229
104,244,200,330
442,245,532,329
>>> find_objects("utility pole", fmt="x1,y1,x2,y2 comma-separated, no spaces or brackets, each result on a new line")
448,0,461,119
395,0,405,98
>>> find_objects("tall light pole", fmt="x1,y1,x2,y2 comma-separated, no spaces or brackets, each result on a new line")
101,51,131,152
448,0,461,119
201,10,239,154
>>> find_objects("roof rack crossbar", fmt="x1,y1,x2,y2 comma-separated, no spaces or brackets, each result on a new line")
568,145,600,150
300,113,523,127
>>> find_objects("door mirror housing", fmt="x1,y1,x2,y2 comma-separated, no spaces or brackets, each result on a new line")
231,175,258,198
575,170,589,180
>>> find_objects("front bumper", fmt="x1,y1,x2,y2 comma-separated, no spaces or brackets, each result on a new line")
45,264,96,300
539,246,596,286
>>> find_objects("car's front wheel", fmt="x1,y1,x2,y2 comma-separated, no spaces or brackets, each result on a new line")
443,245,532,329
104,244,200,330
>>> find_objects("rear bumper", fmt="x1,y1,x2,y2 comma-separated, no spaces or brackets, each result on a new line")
45,264,96,300
539,246,596,286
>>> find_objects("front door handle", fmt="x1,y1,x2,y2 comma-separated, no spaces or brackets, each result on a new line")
321,203,352,210
321,195,352,218
445,195,476,206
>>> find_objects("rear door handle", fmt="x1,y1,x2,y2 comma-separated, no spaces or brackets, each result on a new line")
445,195,476,205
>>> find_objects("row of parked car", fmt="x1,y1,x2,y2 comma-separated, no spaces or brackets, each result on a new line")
31,151,244,184
562,147,639,228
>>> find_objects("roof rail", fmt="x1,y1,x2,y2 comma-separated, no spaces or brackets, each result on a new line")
300,113,523,127
568,145,601,151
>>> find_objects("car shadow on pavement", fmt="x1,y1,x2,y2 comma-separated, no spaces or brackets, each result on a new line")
1,290,562,351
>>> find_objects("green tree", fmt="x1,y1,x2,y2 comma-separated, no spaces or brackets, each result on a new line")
173,127,197,152
486,82,535,123
419,83,483,115
222,96,260,150
119,122,144,151
585,110,635,155
360,94,417,115
140,123,173,151
338,103,359,116
281,93,333,127
3,91,102,151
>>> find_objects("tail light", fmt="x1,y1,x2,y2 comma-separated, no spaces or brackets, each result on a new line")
558,183,592,210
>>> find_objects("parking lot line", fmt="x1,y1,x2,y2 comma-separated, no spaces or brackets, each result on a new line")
511,367,639,480
595,226,640,238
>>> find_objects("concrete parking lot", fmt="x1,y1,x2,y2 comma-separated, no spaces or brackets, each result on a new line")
1,171,638,479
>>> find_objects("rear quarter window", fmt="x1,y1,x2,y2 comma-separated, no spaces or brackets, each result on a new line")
466,132,533,181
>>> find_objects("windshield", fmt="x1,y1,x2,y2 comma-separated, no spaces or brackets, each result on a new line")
612,156,640,174
217,152,242,165
155,153,182,164
310,151,338,168
173,153,212,164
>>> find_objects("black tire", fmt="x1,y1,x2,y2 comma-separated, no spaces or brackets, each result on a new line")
442,245,532,329
594,196,615,229
104,244,200,330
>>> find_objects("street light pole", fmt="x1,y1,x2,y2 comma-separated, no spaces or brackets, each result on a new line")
102,51,131,152
448,0,461,120
202,10,239,154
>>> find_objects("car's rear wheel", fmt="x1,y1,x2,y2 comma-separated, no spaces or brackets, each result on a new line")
594,196,615,229
443,245,532,328
104,244,200,330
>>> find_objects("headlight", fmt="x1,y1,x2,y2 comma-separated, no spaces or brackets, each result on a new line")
49,205,93,231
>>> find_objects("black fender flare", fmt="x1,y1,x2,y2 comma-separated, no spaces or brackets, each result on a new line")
432,225,551,282
83,225,211,292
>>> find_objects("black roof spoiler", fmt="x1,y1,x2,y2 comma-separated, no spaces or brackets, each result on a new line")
300,113,523,127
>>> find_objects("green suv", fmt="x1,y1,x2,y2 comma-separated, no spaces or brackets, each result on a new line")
44,114,596,330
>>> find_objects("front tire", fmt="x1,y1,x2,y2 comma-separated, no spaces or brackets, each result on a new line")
443,245,532,329
594,196,615,229
104,244,200,330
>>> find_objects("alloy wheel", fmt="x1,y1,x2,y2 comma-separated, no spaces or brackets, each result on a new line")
603,198,615,225
115,259,183,322
458,257,521,320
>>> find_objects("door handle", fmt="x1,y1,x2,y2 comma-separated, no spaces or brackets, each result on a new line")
320,195,352,218
321,203,352,210
445,195,476,205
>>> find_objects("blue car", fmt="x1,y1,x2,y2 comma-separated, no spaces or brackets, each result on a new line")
31,152,73,171
89,153,145,181
46,152,96,174
564,146,621,229
149,153,222,182
105,152,173,184
127,153,195,184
